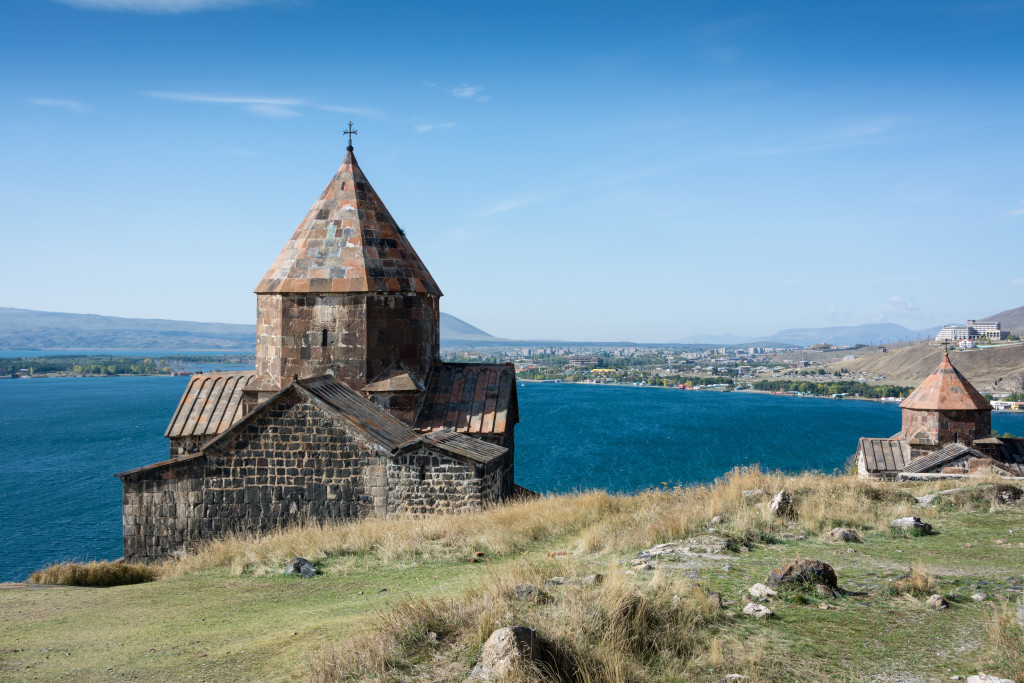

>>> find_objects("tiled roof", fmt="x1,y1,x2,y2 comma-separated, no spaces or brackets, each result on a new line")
858,437,911,473
297,375,418,451
255,149,441,296
901,353,991,412
902,443,975,473
998,438,1024,475
363,362,423,393
416,363,518,436
395,429,507,464
165,372,256,439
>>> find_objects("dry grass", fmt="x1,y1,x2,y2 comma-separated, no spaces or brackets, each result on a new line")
984,599,1024,682
311,559,726,682
887,563,938,598
27,561,158,587
165,467,923,577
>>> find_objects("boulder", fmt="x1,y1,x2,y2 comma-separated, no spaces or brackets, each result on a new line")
580,573,603,586
766,559,838,590
514,584,537,599
966,675,1014,683
747,583,778,601
742,603,772,619
971,592,987,602
707,592,723,609
742,489,766,498
925,594,949,610
285,557,317,578
826,527,860,543
468,626,541,681
891,517,932,534
769,490,795,518
722,675,748,682
544,576,567,587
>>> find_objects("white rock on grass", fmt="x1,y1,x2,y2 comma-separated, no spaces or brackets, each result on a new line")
769,490,794,517
468,626,540,681
966,675,1015,683
925,594,949,610
747,583,778,600
742,603,772,619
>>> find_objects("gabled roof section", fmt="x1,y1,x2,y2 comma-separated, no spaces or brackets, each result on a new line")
858,437,911,473
255,149,441,296
394,429,508,465
416,362,518,436
901,353,991,412
363,361,423,394
902,443,976,473
297,375,418,450
165,371,256,439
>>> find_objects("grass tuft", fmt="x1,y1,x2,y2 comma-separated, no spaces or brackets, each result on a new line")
983,599,1024,681
28,560,158,587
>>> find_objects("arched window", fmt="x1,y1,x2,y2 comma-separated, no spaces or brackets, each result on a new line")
321,329,328,347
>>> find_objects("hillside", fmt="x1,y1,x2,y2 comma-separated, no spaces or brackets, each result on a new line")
2,470,1022,682
981,304,1024,336
760,322,935,347
0,308,494,351
826,342,1024,393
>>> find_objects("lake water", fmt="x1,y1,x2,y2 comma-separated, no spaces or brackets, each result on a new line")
2,377,1023,582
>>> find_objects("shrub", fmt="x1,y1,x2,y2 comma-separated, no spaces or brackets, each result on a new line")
28,561,158,587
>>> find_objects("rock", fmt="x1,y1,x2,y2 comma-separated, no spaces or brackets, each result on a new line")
748,583,778,600
966,675,1014,683
891,517,932,534
707,592,723,609
971,592,987,602
826,527,860,543
285,557,317,578
514,584,537,599
742,489,766,498
581,573,603,586
710,515,724,525
925,594,949,610
544,576,566,587
815,584,836,597
818,602,833,610
468,626,541,681
769,490,795,518
766,559,838,590
742,602,772,619
722,675,748,682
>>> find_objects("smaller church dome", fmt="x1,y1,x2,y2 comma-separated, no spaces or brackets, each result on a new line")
900,352,991,412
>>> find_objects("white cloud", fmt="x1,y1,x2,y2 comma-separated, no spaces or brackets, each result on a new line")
1008,200,1024,216
888,296,918,311
53,0,265,12
144,91,382,118
450,84,488,101
1008,277,1024,286
415,122,454,133
30,98,87,112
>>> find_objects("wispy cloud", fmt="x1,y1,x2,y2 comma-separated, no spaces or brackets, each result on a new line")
53,0,268,12
30,97,87,112
1009,277,1024,287
744,117,901,156
414,122,454,133
144,91,383,118
450,84,488,101
888,296,918,311
1008,200,1024,216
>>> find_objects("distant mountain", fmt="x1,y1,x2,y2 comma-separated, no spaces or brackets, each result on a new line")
760,323,930,347
439,312,498,341
980,304,1024,335
0,307,497,352
673,333,754,345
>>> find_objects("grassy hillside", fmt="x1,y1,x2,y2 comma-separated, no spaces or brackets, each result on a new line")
826,343,1024,393
2,468,1022,682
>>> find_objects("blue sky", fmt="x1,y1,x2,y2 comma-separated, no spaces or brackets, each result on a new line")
1,0,1022,341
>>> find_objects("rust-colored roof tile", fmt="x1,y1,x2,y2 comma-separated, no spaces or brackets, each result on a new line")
416,362,518,436
901,353,992,411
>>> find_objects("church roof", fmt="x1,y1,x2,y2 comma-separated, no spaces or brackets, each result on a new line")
255,148,441,296
900,352,991,412
394,430,507,465
165,371,256,439
416,363,518,436
857,437,911,473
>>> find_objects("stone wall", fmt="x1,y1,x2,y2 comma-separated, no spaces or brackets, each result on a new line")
903,408,991,450
253,292,439,397
123,391,509,562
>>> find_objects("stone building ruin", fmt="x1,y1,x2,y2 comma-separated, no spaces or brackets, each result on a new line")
117,140,520,561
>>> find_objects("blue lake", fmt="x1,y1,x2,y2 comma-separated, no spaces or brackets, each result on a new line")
2,377,1023,582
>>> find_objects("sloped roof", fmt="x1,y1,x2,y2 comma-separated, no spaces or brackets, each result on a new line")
363,362,423,393
165,372,256,439
858,437,911,473
395,429,507,464
901,353,991,411
255,149,441,296
902,443,976,473
416,363,518,436
297,376,418,450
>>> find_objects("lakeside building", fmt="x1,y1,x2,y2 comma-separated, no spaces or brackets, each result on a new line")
117,139,521,562
855,353,1024,480
935,319,1001,342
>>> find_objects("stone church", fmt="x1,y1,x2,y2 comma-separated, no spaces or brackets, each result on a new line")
856,352,1024,479
117,140,520,561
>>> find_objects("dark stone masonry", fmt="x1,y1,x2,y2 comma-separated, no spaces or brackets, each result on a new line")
118,142,520,562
